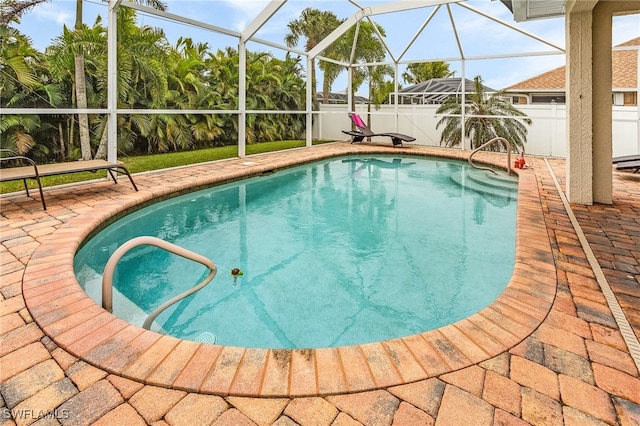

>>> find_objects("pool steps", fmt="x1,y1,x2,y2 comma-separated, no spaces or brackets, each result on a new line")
449,168,518,200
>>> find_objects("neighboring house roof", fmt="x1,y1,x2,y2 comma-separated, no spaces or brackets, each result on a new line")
615,36,640,88
505,37,639,92
397,78,496,103
316,92,369,103
505,66,565,91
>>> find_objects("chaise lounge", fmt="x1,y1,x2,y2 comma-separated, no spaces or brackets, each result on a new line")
612,155,640,173
342,112,416,147
0,149,138,210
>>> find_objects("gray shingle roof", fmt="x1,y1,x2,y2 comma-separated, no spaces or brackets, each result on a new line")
395,78,496,104
506,37,639,92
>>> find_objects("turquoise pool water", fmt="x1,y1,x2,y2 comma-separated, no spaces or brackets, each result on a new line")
74,155,517,349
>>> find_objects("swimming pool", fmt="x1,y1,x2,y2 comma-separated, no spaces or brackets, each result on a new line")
74,155,517,349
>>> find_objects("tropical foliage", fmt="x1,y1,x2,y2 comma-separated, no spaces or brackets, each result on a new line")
342,21,389,115
1,3,403,164
402,61,455,85
315,19,391,124
1,3,308,163
284,7,342,109
0,0,49,25
436,76,531,151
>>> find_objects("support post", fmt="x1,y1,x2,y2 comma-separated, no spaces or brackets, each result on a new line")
107,0,118,163
238,42,247,158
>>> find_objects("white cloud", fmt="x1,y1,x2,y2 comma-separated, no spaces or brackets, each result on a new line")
486,54,565,89
32,2,72,26
613,14,640,45
217,0,271,32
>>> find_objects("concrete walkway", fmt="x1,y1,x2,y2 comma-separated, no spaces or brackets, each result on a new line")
1,143,638,425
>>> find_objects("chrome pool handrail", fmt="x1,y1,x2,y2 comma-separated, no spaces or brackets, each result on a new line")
101,236,217,331
468,137,514,175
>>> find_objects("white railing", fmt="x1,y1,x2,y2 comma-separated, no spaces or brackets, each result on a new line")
101,236,217,330
469,137,513,175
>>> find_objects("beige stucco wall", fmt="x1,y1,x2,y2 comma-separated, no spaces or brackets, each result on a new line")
565,0,640,205
565,2,596,204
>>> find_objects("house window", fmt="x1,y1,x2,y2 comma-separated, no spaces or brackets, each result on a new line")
623,92,637,106
613,93,624,106
531,95,566,104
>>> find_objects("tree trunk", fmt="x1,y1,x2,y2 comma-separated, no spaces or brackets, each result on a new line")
310,59,317,110
75,53,92,160
75,0,92,160
94,122,108,160
68,115,74,157
366,77,372,141
58,122,66,160
367,78,372,125
349,68,355,114
322,74,330,104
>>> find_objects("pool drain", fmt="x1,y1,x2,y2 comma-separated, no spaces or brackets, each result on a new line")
196,332,217,344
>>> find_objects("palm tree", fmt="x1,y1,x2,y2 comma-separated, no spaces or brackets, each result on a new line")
201,48,304,145
0,25,61,156
436,76,531,152
402,61,455,85
343,21,387,123
49,7,172,157
318,60,342,104
0,0,49,25
0,26,40,98
367,66,394,107
101,7,171,156
48,17,108,158
284,8,341,109
204,47,239,110
203,47,240,146
73,0,167,159
165,37,225,149
73,0,92,159
244,51,305,143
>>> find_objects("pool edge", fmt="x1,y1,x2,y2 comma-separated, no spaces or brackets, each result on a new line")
22,144,556,398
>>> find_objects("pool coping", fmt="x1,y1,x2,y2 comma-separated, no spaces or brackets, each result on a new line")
21,144,556,398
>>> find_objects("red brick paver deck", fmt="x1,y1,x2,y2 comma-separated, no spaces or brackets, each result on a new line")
1,143,639,425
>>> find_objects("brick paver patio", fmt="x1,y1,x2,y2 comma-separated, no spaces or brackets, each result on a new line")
1,142,639,425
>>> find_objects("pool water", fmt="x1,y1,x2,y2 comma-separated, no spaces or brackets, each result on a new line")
74,155,517,349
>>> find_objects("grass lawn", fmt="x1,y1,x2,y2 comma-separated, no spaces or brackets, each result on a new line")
1,140,335,194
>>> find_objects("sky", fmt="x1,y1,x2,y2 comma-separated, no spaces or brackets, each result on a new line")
15,0,640,91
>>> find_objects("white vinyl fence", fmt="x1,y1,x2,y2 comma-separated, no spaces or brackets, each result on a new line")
315,104,640,158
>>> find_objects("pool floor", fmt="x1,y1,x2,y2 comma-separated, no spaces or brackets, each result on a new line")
75,155,518,349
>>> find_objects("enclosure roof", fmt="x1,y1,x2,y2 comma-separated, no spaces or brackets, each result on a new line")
397,78,496,103
121,0,566,71
317,92,369,104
